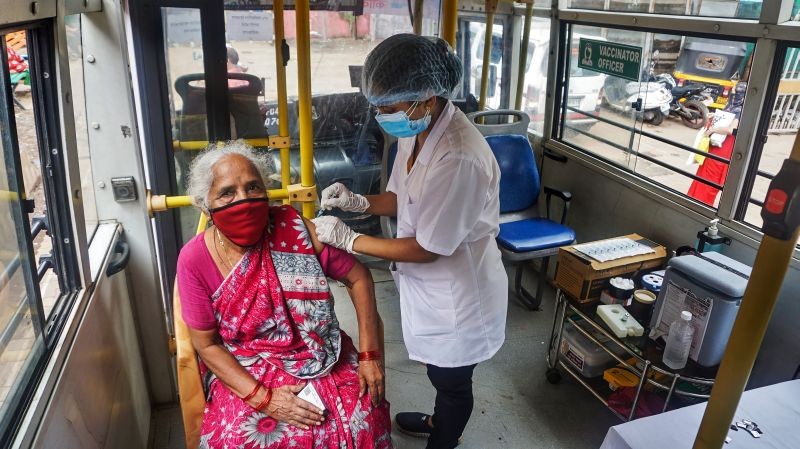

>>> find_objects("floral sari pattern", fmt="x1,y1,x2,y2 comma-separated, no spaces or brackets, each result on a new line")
198,205,392,449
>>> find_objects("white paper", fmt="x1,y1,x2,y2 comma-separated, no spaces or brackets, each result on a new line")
650,281,712,361
297,383,326,412
573,238,655,262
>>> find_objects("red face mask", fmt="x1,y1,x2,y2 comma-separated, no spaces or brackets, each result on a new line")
209,198,269,247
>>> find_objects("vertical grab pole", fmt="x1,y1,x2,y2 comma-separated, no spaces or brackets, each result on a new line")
515,2,533,110
295,0,316,218
413,0,424,35
441,0,458,47
273,0,292,205
478,0,497,112
693,133,800,449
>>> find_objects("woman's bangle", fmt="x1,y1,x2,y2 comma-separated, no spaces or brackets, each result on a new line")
256,388,273,412
241,382,262,402
358,350,381,361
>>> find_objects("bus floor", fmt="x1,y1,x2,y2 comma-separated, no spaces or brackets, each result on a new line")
151,265,618,449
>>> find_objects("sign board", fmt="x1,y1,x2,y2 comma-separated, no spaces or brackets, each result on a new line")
225,10,274,42
165,9,202,45
578,38,642,81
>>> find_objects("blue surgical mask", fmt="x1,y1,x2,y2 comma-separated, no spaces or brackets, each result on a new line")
374,102,431,138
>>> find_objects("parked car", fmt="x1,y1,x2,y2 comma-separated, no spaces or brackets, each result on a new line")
524,34,606,133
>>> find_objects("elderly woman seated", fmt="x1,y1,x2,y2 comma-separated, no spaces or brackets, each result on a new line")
177,142,392,448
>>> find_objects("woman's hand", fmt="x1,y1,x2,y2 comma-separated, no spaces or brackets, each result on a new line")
358,359,385,407
263,384,325,430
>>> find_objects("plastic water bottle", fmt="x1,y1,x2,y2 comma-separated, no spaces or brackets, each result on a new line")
663,311,695,370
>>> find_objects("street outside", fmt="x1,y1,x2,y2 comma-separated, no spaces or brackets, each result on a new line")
563,107,796,227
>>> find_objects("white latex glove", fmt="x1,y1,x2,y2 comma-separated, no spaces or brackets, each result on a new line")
312,216,363,253
320,182,370,213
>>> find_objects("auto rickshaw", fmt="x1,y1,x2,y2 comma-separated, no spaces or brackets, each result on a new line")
673,37,749,110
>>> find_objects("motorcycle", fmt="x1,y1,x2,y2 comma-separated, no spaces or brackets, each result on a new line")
601,52,710,129
651,73,710,129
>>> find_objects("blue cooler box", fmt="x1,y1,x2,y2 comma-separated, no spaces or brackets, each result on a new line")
649,252,751,367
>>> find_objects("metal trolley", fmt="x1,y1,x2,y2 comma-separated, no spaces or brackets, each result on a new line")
546,289,715,422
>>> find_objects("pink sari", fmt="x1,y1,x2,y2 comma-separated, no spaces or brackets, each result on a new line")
199,205,392,449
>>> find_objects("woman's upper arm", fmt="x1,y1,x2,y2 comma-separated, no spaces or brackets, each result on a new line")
188,326,221,352
302,216,325,254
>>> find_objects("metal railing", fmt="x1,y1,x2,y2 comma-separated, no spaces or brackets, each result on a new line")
0,215,54,354
563,105,729,192
768,47,800,134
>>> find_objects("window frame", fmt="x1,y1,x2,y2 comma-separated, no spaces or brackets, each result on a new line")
553,20,758,208
0,20,81,445
543,3,799,238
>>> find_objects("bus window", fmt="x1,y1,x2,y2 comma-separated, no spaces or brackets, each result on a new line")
565,0,766,18
467,21,505,109
162,7,208,242
518,16,552,135
558,24,753,209
739,45,800,238
1,25,79,437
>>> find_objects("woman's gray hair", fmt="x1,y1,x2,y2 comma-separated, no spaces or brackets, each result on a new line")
186,141,276,210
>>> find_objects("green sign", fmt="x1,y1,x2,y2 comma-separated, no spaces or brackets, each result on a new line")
577,39,642,81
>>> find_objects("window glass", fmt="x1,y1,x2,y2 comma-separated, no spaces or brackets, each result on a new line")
0,31,46,430
519,17,552,134
6,32,63,318
559,24,752,209
790,0,800,21
221,8,430,237
466,21,505,110
64,16,98,240
567,0,765,19
740,45,799,237
162,7,206,243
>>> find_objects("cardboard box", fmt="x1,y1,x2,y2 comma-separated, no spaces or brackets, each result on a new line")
555,234,667,304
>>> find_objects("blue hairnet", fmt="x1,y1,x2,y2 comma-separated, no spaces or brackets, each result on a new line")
362,34,463,106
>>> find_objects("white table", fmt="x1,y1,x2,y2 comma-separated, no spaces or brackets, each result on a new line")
600,380,800,449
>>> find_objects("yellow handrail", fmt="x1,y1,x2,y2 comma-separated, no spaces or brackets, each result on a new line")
412,0,424,35
295,0,317,218
441,0,459,47
148,189,290,215
478,0,496,113
693,132,800,449
515,2,533,110
172,138,271,151
273,0,292,205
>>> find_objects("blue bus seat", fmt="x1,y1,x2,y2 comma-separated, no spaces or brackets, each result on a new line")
485,133,575,310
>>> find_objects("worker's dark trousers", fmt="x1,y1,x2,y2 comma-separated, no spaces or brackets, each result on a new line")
426,363,478,449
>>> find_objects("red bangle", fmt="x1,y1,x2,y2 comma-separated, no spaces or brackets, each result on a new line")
241,382,262,402
256,388,273,412
358,350,381,361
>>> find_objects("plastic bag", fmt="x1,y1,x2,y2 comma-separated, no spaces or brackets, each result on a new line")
687,128,710,165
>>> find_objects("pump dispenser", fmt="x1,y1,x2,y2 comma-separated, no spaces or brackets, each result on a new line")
696,218,731,253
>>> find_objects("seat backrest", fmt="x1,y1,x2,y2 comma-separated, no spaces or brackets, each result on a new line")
466,109,530,136
173,286,204,449
486,134,541,214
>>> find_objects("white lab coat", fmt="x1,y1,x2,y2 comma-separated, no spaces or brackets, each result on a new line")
387,101,508,367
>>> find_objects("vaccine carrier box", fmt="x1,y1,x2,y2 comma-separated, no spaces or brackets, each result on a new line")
649,252,751,367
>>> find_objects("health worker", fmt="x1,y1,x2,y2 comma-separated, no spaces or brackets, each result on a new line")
312,34,508,449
